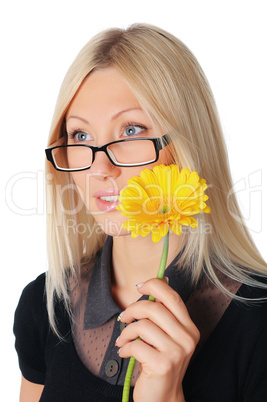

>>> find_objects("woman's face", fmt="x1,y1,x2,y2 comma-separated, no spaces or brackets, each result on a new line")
65,67,171,236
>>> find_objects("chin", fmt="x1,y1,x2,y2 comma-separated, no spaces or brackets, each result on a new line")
95,218,128,237
103,228,130,238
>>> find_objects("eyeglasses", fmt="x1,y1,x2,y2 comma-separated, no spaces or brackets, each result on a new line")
45,133,171,172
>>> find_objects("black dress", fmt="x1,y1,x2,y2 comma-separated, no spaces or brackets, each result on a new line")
14,237,267,401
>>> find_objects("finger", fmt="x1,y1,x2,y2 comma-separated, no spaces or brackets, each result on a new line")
135,278,194,329
155,298,162,303
118,300,199,347
118,337,191,379
163,276,169,285
116,318,197,357
118,337,160,367
116,318,171,351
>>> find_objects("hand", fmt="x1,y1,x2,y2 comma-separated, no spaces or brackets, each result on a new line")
116,278,200,402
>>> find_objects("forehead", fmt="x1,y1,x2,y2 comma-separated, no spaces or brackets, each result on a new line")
66,67,141,118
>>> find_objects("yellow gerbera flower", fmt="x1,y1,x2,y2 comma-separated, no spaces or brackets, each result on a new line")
116,164,210,243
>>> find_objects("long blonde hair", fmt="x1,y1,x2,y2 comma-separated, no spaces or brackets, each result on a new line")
45,23,267,334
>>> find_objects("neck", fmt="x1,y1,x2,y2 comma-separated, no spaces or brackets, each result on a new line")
111,232,186,292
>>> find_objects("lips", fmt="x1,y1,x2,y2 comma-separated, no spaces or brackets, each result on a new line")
94,189,121,212
94,189,120,197
99,195,119,202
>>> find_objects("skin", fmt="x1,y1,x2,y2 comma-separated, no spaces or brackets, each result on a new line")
66,67,186,307
118,279,199,402
21,67,199,402
20,376,44,402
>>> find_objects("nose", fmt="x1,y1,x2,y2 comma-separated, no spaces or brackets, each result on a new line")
89,149,120,181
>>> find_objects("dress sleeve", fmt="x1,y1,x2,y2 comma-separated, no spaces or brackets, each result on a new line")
243,322,267,400
13,273,49,385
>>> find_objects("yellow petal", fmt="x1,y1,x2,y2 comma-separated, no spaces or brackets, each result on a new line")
159,222,169,237
117,164,210,239
177,168,190,186
188,171,200,188
178,217,192,226
123,181,149,201
192,217,199,226
170,165,179,193
131,230,139,239
151,231,163,243
153,164,172,196
139,223,152,237
140,168,158,186
170,221,182,236
203,205,211,213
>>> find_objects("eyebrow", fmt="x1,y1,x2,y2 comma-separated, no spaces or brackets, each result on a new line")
111,107,143,121
67,108,144,124
66,115,89,124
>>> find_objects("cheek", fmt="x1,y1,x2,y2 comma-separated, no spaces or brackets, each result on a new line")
71,172,88,204
158,148,174,165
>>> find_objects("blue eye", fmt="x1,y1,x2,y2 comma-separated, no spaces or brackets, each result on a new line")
77,132,90,141
123,125,147,137
68,130,92,142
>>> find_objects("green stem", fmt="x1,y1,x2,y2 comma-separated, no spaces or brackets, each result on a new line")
122,355,137,402
149,230,169,302
122,230,169,401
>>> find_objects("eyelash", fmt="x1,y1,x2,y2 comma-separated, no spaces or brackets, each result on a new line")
67,122,148,140
67,127,88,139
121,122,148,137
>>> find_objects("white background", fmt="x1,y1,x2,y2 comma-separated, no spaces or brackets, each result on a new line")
1,0,266,399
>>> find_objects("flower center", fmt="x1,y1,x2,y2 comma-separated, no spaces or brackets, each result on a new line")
158,204,171,215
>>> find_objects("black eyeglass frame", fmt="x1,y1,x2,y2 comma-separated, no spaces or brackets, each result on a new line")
45,133,171,172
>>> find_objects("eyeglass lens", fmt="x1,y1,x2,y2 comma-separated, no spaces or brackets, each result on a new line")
51,139,157,170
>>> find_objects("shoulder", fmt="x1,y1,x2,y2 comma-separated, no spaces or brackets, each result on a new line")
13,273,49,385
211,278,267,353
232,280,267,398
14,273,47,325
187,273,267,348
238,275,267,298
233,278,267,327
19,272,46,298
185,279,267,400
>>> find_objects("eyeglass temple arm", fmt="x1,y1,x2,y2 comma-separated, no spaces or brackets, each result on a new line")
158,133,171,149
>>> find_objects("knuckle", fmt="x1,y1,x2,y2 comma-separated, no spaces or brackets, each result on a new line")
147,299,163,314
144,278,156,288
167,290,181,305
188,323,200,344
158,357,174,376
183,332,198,354
127,338,142,355
147,278,160,294
132,318,150,336
158,347,184,375
146,277,165,293
139,318,152,329
120,338,135,357
119,321,131,338
171,346,184,363
193,326,201,343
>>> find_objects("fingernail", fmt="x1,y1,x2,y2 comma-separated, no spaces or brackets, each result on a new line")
117,311,124,321
134,282,144,289
117,348,121,355
115,336,120,346
163,276,169,284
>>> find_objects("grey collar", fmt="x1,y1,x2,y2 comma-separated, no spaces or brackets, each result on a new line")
84,236,194,330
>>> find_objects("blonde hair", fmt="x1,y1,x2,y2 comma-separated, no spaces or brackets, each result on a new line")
45,23,267,334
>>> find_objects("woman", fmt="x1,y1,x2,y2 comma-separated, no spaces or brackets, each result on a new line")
14,23,267,401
